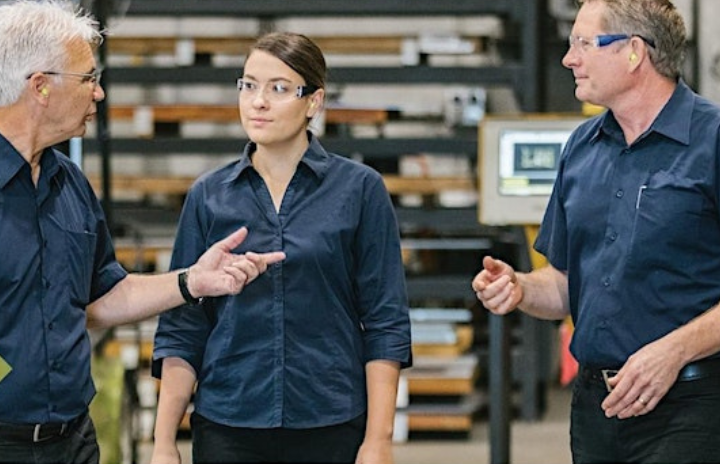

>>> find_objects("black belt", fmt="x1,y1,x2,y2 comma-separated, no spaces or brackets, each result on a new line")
580,357,720,391
0,412,86,443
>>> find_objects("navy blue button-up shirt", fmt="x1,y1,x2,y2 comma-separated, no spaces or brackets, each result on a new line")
0,135,127,423
536,81,720,366
153,133,412,429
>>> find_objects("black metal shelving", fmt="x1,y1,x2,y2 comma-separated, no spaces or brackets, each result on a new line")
106,64,525,86
123,0,519,17
84,136,478,157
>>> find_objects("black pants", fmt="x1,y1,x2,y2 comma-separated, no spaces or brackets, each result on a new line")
191,412,366,464
0,413,99,464
571,373,720,463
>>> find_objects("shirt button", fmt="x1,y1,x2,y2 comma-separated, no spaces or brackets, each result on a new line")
615,190,624,198
48,322,54,330
609,232,618,241
603,278,611,287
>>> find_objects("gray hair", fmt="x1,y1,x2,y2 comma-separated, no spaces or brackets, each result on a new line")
579,0,686,80
0,0,102,106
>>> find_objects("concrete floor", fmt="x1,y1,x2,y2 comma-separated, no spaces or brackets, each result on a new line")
137,386,572,464
393,387,572,464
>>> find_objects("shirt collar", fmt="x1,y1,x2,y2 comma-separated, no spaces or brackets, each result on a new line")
0,134,63,189
0,134,25,189
595,79,692,146
230,131,331,182
649,79,692,146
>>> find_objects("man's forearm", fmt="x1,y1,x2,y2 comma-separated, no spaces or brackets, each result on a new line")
516,265,570,321
662,301,720,365
86,272,185,329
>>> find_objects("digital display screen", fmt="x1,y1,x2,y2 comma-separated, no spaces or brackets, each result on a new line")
498,130,571,196
478,115,587,225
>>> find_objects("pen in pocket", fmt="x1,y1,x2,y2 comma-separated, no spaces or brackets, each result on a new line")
635,185,647,209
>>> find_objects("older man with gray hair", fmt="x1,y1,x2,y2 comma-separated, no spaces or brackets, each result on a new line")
0,1,284,462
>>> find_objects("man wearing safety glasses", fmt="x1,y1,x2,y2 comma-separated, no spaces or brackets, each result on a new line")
474,1,720,462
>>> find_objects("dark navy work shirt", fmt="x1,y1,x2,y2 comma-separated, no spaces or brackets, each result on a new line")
536,81,720,366
152,133,412,429
0,135,127,423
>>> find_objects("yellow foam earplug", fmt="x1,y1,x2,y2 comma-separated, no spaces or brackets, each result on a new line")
41,88,49,96
630,53,637,63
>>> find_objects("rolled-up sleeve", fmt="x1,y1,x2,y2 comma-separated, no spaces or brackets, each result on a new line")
354,173,412,368
152,187,212,378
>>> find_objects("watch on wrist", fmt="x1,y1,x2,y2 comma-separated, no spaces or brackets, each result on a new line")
178,269,202,305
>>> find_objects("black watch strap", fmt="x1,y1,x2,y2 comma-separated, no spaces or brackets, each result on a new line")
178,269,202,305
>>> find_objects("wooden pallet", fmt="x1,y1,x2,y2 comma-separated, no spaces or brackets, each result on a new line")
403,392,484,432
89,174,474,201
109,104,392,126
404,353,479,396
398,355,482,436
113,237,174,270
107,35,482,58
412,325,474,358
107,104,394,138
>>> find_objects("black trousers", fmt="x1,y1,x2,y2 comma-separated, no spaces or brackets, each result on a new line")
0,413,99,464
191,412,366,464
571,372,720,463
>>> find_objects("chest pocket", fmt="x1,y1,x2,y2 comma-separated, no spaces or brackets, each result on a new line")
627,171,708,271
64,229,97,305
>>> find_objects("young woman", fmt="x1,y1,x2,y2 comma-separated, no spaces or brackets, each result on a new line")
150,32,412,464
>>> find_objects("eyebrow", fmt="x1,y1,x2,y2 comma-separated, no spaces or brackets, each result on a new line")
242,74,292,83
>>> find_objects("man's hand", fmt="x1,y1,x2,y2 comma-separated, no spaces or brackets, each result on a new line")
472,256,523,315
186,227,286,298
601,339,685,419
